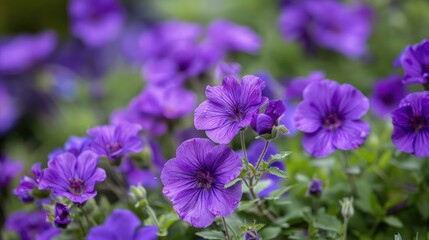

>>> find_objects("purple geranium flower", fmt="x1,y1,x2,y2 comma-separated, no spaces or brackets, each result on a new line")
13,163,43,203
278,0,372,58
370,74,408,119
49,135,93,159
0,84,17,134
240,141,284,198
6,211,61,240
38,151,106,204
112,86,196,136
399,39,429,85
391,92,429,157
286,71,325,101
0,31,56,74
161,138,242,228
214,61,241,83
254,71,284,100
293,80,370,158
194,75,267,144
0,155,23,189
69,0,124,47
251,100,286,136
87,123,142,161
207,19,261,54
87,209,158,240
308,179,323,196
54,202,71,228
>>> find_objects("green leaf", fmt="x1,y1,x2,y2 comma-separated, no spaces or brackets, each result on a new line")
417,191,429,219
265,185,293,200
267,167,288,178
383,216,403,228
314,213,342,233
259,227,281,240
268,151,291,164
237,199,259,211
224,177,242,188
195,230,225,240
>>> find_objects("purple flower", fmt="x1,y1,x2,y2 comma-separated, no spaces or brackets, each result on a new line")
0,155,23,189
194,75,268,144
0,31,56,74
399,39,429,85
278,0,372,58
308,179,323,196
391,92,429,157
293,80,370,158
245,229,261,240
214,61,241,82
207,19,261,54
13,163,43,203
240,141,284,198
38,151,106,204
120,141,165,188
87,209,158,240
87,123,142,161
6,211,60,240
111,86,196,136
0,84,17,134
254,71,284,100
69,0,124,47
370,74,408,119
54,202,71,228
161,138,242,228
49,135,93,159
286,71,325,101
251,100,286,136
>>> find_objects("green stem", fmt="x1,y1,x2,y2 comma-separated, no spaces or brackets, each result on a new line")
77,218,87,236
146,204,160,227
342,219,349,240
221,217,230,240
240,130,249,167
254,140,270,174
80,206,95,227
341,151,357,195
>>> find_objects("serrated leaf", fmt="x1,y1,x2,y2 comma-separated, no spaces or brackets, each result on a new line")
195,230,225,240
383,216,403,228
224,177,242,188
267,167,288,178
268,151,291,165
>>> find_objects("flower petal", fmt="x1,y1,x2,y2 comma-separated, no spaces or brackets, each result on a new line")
332,120,370,150
173,188,215,228
302,129,336,158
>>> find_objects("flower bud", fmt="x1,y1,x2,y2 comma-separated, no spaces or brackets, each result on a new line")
339,197,354,221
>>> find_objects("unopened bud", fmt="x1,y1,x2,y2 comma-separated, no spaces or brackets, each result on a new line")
339,197,354,220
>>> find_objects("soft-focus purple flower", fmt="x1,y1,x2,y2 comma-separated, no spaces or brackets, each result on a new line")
39,151,106,204
54,202,71,228
120,141,165,188
294,80,370,158
278,0,372,58
195,75,267,144
0,31,56,74
0,155,23,189
251,100,286,136
87,209,158,240
111,86,196,136
0,84,17,134
49,135,93,159
161,138,242,228
240,141,284,198
279,101,298,136
370,74,408,119
207,19,261,54
13,163,43,203
254,71,284,100
87,123,142,161
245,229,261,240
400,39,429,85
69,0,124,47
308,179,323,196
214,61,241,82
286,71,325,101
391,92,429,157
6,211,61,240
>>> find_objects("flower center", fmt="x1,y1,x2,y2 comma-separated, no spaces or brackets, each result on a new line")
107,142,122,154
409,114,426,131
195,171,214,191
323,113,343,131
68,178,84,195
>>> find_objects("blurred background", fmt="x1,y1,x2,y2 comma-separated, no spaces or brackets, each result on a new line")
1,0,429,238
